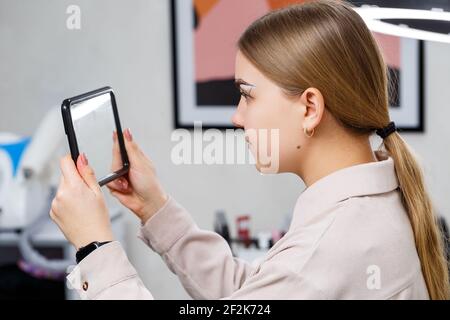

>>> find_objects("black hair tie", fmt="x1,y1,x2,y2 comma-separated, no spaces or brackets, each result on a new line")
376,121,397,139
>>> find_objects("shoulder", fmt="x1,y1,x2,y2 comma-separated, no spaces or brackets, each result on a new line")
298,190,423,299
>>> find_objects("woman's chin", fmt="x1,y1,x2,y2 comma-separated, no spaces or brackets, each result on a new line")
248,147,280,174
255,161,280,174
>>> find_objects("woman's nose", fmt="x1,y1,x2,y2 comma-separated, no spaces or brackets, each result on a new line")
232,101,245,128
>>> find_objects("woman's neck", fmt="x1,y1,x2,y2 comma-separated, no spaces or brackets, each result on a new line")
297,135,377,187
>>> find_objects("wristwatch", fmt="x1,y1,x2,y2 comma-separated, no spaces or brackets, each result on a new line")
76,241,111,264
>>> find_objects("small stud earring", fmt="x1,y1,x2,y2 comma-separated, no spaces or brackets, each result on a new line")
304,127,315,138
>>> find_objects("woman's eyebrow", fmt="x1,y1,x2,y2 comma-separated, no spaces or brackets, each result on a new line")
234,78,256,89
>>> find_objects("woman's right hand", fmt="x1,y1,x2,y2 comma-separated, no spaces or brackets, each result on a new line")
107,129,168,224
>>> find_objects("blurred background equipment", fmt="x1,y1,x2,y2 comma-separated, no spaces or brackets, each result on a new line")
236,215,251,248
214,210,231,245
0,107,125,298
0,107,63,230
0,108,71,298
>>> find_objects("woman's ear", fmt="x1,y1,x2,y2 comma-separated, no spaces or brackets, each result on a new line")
300,88,325,132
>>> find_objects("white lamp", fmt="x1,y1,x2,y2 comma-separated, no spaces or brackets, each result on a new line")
354,5,450,43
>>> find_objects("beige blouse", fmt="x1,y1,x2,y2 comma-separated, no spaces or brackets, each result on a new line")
67,152,429,299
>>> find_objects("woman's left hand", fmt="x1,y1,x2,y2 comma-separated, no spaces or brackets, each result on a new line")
50,153,114,250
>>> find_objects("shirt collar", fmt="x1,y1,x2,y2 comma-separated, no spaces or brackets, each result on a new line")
291,151,399,227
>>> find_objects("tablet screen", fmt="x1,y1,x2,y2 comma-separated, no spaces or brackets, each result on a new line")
66,90,128,185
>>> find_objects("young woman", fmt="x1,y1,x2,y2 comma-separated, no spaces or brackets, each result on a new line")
50,0,449,299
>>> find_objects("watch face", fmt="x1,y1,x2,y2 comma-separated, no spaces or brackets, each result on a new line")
76,241,111,264
84,242,99,250
76,242,100,263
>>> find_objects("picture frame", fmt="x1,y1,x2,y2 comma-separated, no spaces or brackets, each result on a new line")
171,0,424,132
374,35,424,132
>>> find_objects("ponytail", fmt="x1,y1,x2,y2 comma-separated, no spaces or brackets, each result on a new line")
384,132,449,300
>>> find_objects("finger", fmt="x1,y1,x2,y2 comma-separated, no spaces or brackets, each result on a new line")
49,199,58,221
111,131,123,172
60,155,81,185
122,128,144,162
76,153,99,192
112,129,143,172
106,177,129,193
57,174,65,187
110,189,131,205
49,208,56,221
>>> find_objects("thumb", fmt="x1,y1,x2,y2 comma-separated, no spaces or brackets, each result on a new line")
76,153,99,192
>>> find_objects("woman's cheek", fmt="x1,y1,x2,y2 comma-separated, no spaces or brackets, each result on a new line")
277,120,306,172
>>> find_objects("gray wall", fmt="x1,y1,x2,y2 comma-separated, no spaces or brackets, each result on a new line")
1,0,449,299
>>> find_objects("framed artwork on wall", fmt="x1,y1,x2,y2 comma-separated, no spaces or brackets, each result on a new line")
373,33,424,131
171,0,424,131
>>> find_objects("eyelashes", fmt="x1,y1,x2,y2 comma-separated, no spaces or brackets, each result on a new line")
239,89,252,100
234,80,255,100
239,86,254,100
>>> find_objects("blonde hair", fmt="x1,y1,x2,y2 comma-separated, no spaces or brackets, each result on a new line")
238,0,449,299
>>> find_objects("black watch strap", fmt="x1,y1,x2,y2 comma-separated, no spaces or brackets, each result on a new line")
76,241,111,264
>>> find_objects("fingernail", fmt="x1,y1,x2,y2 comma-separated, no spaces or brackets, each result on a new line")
125,128,133,141
113,131,117,141
121,180,128,189
81,153,88,166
